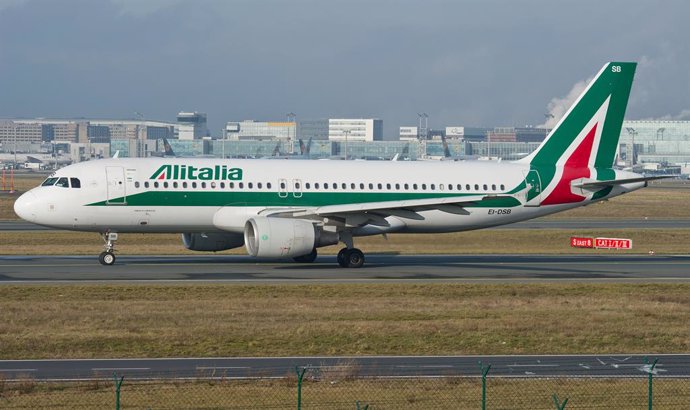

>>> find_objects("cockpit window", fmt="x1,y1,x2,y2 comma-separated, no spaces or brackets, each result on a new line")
70,178,81,188
55,177,69,188
41,177,59,186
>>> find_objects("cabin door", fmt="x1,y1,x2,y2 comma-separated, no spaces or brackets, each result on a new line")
106,166,127,205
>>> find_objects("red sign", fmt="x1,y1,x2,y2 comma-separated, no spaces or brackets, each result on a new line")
594,237,633,249
570,237,594,248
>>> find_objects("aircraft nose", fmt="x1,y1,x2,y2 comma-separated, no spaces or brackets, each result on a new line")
14,191,38,222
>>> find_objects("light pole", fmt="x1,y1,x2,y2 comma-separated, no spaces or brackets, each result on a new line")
625,127,637,167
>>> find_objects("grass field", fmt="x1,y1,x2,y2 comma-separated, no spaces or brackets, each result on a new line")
0,284,688,359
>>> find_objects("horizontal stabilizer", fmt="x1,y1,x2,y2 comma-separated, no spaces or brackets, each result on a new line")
573,175,672,190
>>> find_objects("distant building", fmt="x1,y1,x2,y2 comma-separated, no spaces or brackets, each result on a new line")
621,120,690,166
298,119,329,140
399,126,419,141
223,120,297,141
177,112,209,140
445,126,465,139
329,119,384,142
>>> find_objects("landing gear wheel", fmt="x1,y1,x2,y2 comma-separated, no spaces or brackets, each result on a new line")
99,251,116,266
337,248,350,267
346,248,365,268
293,248,318,263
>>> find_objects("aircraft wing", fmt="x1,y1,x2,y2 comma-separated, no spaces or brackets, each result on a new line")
573,175,672,190
262,194,516,227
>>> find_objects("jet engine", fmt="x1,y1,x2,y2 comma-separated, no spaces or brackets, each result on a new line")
244,217,338,258
182,232,244,252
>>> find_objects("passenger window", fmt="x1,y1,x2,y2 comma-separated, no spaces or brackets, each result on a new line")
154,181,159,188
267,182,272,189
483,184,487,190
342,183,347,189
294,182,300,189
144,181,150,188
474,184,479,190
431,184,436,190
324,183,329,189
135,181,140,188
404,184,409,190
332,183,337,190
395,183,400,190
457,184,462,190
164,182,169,188
56,177,69,188
466,184,470,190
173,182,179,188
305,183,310,189
229,182,234,188
360,183,364,189
183,181,188,188
368,183,373,189
192,182,197,188
238,182,243,189
500,184,505,190
351,183,355,189
413,184,418,190
280,182,286,189
377,183,382,189
257,182,262,189
70,178,81,188
248,182,253,189
492,184,496,190
447,184,452,191
386,183,391,190
315,183,320,189
220,182,225,189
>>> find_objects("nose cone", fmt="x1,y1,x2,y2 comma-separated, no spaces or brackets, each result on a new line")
14,191,38,222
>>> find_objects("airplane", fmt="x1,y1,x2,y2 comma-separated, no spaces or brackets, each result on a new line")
14,62,665,268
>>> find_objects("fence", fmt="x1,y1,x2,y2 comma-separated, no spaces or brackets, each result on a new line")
1,362,689,409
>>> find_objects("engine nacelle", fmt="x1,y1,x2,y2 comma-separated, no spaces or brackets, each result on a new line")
245,217,332,258
182,232,244,252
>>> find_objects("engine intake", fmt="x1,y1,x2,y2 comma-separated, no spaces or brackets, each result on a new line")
182,232,244,252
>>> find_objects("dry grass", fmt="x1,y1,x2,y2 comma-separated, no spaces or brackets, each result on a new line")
1,377,688,409
1,228,689,255
0,284,688,359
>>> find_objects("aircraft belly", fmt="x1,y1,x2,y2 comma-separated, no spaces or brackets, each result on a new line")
75,206,218,233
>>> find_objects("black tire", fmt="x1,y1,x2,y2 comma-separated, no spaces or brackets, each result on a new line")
99,251,115,266
337,248,350,267
346,248,365,268
293,248,317,263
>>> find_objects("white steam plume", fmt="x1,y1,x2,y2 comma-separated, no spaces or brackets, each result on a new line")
538,76,593,128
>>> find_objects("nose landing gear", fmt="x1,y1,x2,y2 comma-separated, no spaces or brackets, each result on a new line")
99,232,118,266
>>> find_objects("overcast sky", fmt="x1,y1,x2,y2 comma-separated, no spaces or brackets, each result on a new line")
1,0,689,135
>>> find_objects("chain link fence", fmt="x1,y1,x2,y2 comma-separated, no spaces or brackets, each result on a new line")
1,364,689,409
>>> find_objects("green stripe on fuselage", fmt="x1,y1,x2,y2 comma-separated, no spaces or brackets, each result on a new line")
88,190,521,208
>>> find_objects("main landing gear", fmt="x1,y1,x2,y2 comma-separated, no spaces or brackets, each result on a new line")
337,247,365,268
99,232,118,266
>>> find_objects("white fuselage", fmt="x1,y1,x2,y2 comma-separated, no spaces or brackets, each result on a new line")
14,157,643,237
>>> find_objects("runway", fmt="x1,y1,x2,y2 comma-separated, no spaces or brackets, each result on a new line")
2,218,689,231
0,354,687,381
1,254,690,283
